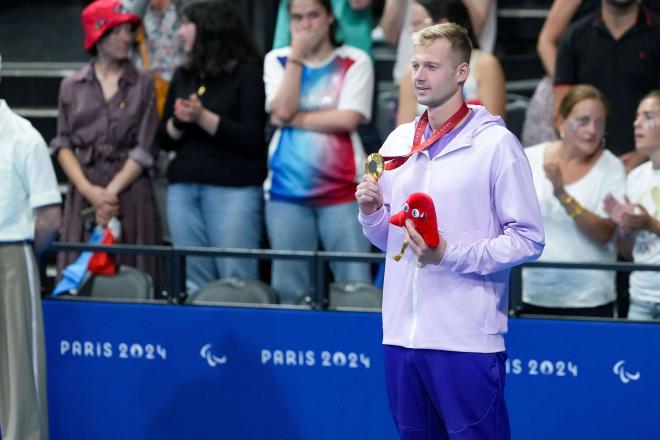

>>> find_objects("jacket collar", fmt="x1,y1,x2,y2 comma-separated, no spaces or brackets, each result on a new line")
72,59,138,86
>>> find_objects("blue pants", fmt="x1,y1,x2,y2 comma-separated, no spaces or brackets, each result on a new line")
167,183,264,293
384,345,510,440
265,200,371,304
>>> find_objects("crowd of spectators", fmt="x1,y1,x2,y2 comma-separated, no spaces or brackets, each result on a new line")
4,0,660,315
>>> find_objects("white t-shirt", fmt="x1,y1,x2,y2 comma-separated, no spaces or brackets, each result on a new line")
626,162,660,303
522,142,626,308
0,100,62,241
263,45,374,205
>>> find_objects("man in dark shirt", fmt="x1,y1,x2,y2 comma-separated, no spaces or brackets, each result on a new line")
554,0,660,172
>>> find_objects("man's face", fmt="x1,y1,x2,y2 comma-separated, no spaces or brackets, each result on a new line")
410,39,468,110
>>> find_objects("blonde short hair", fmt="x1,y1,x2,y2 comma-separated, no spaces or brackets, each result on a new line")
412,22,472,65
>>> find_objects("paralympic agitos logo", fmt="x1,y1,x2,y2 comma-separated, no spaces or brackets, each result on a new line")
200,344,227,367
612,360,640,384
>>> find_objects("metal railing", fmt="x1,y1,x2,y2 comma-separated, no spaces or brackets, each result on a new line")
50,242,385,308
50,242,660,316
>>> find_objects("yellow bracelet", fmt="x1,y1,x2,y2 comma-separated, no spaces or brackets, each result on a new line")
568,203,584,218
561,195,583,218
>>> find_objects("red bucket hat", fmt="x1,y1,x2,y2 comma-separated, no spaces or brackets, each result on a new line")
81,0,142,51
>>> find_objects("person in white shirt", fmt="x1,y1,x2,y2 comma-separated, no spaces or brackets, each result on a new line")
522,84,625,317
0,56,62,440
605,90,660,320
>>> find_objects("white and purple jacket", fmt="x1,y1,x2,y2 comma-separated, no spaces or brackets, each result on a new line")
359,106,544,353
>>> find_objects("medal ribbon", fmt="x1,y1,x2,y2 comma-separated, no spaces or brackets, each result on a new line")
382,102,469,171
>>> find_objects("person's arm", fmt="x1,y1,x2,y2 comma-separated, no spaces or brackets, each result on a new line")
284,49,374,133
34,204,62,258
396,66,418,125
106,74,159,197
544,161,617,245
379,0,408,46
159,69,185,144
537,0,582,77
269,25,316,122
269,59,303,122
552,27,577,117
554,187,616,245
621,205,660,237
437,135,545,274
358,175,392,252
462,0,492,41
106,158,144,197
57,148,118,208
287,110,364,133
475,52,506,118
173,93,220,137
22,135,63,257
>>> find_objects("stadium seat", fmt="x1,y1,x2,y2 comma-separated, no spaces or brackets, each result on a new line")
78,265,154,300
187,278,280,305
505,93,530,141
329,282,383,310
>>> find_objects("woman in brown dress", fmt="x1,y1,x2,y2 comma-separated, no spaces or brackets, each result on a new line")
51,0,162,288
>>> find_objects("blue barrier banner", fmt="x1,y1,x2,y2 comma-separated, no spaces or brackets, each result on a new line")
505,318,660,439
43,300,660,439
43,300,395,440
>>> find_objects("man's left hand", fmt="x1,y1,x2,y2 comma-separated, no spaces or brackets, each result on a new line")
403,219,446,266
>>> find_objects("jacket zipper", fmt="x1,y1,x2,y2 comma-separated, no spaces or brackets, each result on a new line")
407,157,433,347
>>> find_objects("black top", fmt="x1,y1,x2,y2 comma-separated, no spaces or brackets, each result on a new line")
555,7,660,156
156,62,267,187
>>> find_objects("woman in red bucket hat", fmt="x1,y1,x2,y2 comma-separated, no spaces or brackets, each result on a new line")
51,0,163,292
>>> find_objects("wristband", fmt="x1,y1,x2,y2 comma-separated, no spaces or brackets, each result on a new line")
562,195,584,218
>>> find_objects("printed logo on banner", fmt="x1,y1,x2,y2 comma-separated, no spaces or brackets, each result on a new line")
613,360,640,384
200,344,227,367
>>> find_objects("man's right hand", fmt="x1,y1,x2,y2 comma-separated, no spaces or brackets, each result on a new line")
356,174,383,215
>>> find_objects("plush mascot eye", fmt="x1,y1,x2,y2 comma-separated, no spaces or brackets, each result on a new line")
412,209,420,218
420,212,426,218
403,203,409,213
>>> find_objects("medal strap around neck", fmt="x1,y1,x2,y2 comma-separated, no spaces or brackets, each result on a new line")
383,102,469,171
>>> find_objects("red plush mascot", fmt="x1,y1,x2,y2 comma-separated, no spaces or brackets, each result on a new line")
390,192,439,263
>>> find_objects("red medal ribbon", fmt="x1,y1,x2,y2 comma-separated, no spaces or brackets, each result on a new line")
382,102,469,171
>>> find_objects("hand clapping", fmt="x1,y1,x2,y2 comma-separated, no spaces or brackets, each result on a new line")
174,93,204,124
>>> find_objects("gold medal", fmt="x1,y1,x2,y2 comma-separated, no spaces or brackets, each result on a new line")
364,153,384,180
197,85,206,96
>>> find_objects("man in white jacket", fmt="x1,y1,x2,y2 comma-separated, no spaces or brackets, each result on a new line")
356,24,544,439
